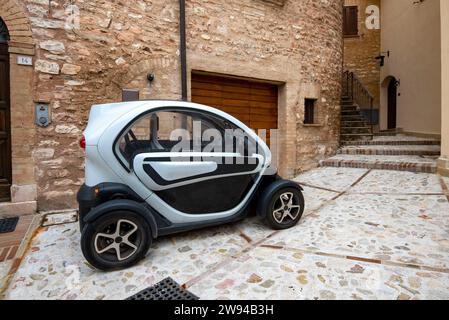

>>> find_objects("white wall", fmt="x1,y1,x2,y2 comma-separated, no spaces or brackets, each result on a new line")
440,0,449,160
380,0,441,135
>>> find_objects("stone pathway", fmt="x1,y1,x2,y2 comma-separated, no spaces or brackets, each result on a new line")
1,167,449,300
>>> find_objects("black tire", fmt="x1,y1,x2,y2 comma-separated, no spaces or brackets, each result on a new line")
81,211,152,271
258,181,305,230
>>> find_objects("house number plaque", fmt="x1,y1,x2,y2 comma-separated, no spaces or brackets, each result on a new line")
17,56,33,66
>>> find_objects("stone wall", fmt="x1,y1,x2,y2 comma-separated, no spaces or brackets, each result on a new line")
28,0,182,210
294,1,343,172
344,0,380,107
439,0,449,177
2,0,343,211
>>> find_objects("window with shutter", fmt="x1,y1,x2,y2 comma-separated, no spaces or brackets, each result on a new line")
343,6,359,37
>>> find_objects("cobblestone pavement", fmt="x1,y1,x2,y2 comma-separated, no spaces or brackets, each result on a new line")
2,168,449,300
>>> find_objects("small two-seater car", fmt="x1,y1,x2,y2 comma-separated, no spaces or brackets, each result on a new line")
77,100,304,271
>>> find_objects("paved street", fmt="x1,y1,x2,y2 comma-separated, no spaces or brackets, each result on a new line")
1,168,449,300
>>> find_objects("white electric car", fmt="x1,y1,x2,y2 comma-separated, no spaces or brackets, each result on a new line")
77,100,304,271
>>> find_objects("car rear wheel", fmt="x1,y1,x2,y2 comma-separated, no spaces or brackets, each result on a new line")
81,211,151,271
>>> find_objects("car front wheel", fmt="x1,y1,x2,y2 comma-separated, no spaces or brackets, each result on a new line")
81,211,152,271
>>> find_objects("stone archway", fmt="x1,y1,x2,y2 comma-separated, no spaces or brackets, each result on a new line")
0,0,37,216
0,0,33,46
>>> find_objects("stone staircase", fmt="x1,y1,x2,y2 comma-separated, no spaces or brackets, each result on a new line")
321,134,441,173
340,96,374,143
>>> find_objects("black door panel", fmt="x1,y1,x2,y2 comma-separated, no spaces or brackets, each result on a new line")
156,175,256,214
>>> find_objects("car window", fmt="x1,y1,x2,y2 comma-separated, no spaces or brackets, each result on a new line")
116,108,260,166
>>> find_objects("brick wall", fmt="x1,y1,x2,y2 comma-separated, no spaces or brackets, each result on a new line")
1,0,343,211
344,0,381,107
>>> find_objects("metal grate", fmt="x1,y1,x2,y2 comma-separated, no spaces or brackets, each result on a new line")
126,277,199,300
0,217,19,234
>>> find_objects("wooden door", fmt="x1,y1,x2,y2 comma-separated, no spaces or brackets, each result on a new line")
191,73,278,145
0,43,11,201
388,78,397,130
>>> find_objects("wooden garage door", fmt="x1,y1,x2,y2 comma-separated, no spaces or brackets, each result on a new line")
191,73,278,144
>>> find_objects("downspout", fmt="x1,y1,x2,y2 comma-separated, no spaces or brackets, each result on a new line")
179,0,188,101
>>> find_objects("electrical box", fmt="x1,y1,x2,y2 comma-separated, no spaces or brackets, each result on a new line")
122,89,140,102
35,103,51,127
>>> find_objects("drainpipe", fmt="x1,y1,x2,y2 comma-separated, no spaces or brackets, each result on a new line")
179,0,188,101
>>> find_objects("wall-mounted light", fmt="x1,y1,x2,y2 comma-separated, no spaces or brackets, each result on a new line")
375,55,385,67
147,73,155,83
376,51,390,67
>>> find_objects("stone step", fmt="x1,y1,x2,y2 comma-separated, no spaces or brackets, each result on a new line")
373,132,398,137
343,134,441,146
341,133,374,138
379,128,403,133
342,128,372,135
342,120,367,125
341,126,371,129
320,155,437,173
342,140,441,146
341,105,358,110
342,122,369,128
341,115,366,121
341,110,361,116
338,145,441,156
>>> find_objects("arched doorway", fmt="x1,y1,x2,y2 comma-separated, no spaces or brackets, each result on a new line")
0,17,11,201
387,77,398,129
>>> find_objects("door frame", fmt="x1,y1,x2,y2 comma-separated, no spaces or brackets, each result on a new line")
0,41,12,201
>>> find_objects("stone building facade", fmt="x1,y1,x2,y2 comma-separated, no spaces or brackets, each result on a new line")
343,0,380,107
0,0,343,213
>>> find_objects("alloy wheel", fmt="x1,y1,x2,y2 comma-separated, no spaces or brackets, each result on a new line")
94,219,141,262
272,192,302,224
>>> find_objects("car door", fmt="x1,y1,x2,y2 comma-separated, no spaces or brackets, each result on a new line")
125,108,267,214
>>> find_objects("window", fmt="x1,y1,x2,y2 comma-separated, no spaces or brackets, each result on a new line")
304,99,316,125
115,108,257,167
343,6,358,37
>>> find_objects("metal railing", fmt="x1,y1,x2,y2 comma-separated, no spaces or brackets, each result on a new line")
342,70,374,134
